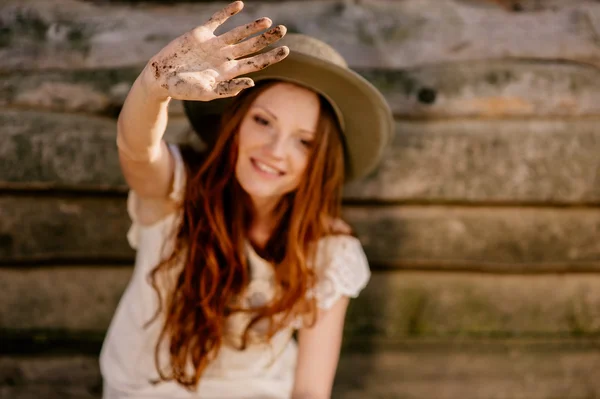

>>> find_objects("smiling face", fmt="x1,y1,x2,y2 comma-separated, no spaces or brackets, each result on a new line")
235,82,320,208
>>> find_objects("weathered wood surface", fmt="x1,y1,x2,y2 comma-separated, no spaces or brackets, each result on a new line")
344,119,600,204
455,0,597,12
3,111,600,204
0,68,188,117
334,341,600,399
1,196,599,269
5,61,600,118
3,0,600,70
0,197,133,262
3,340,600,399
361,61,600,118
347,206,600,270
4,270,600,336
80,0,600,11
0,356,102,399
0,111,190,191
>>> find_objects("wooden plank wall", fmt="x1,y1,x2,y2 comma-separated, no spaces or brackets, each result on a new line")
1,0,600,398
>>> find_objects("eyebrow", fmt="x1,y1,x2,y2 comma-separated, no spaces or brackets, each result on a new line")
253,105,316,136
254,105,278,120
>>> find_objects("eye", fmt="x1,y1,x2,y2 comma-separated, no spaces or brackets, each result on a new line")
298,137,315,150
299,138,314,149
253,115,270,126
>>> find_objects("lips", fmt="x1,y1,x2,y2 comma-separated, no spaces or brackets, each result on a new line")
251,157,285,177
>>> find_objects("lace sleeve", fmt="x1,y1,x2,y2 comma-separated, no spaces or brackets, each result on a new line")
310,235,371,310
126,143,186,249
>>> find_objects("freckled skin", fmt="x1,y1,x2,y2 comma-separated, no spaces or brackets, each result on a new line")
145,1,289,101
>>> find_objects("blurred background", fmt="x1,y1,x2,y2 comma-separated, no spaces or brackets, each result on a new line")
1,0,600,398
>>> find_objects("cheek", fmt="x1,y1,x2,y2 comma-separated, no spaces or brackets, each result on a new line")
238,120,263,149
289,149,310,179
237,126,252,153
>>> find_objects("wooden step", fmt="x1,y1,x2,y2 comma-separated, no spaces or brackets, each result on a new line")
3,271,600,338
2,339,599,399
2,0,600,70
2,110,600,205
4,61,600,119
1,194,599,270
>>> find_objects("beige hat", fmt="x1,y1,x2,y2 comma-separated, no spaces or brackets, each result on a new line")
183,34,394,181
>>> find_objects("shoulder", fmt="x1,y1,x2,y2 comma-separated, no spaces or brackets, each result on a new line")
311,234,371,309
315,234,366,264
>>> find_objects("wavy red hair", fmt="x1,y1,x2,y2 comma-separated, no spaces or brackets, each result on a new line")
147,81,346,389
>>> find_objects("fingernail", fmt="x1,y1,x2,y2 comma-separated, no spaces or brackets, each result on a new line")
266,25,283,35
276,46,289,57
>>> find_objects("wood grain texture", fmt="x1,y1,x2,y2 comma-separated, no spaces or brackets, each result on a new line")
346,206,600,270
0,110,190,191
3,111,600,205
0,67,187,117
2,340,600,399
3,0,600,70
359,61,600,118
1,196,599,269
344,119,600,204
3,269,600,337
5,61,600,118
0,197,133,262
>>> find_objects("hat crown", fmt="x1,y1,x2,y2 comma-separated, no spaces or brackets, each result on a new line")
277,34,348,68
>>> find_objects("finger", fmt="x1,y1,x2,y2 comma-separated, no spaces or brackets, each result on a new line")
218,17,272,45
233,46,290,77
203,1,244,33
214,78,255,97
230,25,286,59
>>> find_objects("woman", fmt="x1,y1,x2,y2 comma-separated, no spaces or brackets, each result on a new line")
100,1,393,398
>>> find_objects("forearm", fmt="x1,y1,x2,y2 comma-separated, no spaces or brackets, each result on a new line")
116,64,171,162
291,392,329,399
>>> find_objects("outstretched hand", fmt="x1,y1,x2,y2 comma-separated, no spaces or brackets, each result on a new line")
144,1,289,101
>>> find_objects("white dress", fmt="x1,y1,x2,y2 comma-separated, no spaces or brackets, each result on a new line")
100,144,371,399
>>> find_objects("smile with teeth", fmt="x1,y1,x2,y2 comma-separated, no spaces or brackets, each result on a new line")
251,158,284,176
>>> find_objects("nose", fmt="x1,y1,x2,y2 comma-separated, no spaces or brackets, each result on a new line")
265,131,286,159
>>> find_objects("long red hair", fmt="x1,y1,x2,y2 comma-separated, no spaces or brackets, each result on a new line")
147,81,346,388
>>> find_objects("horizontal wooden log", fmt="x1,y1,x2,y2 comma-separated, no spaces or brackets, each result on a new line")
4,270,600,337
0,197,133,262
0,356,101,399
334,340,600,399
347,272,600,338
0,267,130,331
3,340,600,399
5,61,600,118
3,110,600,205
361,61,600,118
344,119,600,204
3,0,600,70
0,110,191,190
0,67,188,117
76,0,597,10
1,195,599,268
456,0,595,12
347,206,600,270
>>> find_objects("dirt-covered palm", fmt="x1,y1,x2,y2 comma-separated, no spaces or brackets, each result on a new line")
144,1,289,101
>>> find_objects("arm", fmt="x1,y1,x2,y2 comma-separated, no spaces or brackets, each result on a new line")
116,67,174,202
116,1,289,223
292,296,350,399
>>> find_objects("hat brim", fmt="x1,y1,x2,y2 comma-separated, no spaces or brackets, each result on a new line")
183,51,394,181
